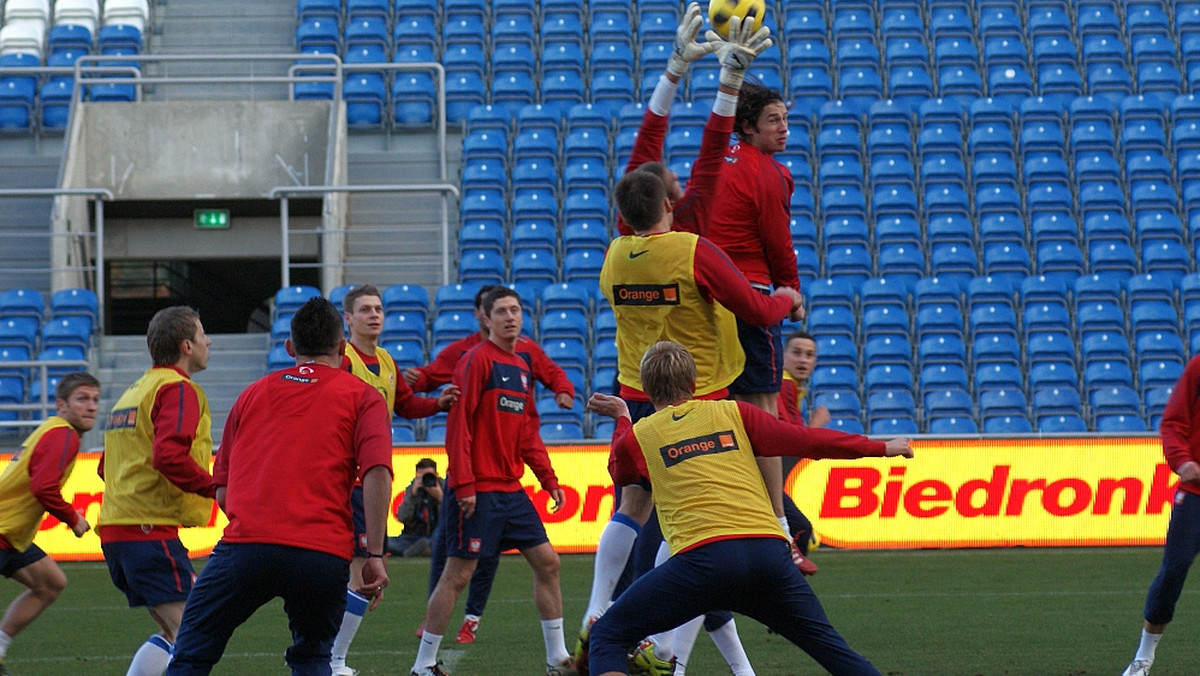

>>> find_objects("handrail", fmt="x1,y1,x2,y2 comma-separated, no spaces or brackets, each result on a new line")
267,183,461,288
0,359,91,431
0,188,113,333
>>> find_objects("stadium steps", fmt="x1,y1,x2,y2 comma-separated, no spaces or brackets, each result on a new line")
146,0,297,101
87,332,270,451
0,154,62,293
343,131,463,291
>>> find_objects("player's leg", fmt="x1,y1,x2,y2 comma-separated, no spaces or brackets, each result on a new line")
413,486,487,675
704,615,755,676
166,543,276,675
457,550,500,643
739,540,880,676
279,546,351,676
413,555,477,674
104,538,196,676
1,550,65,640
331,486,369,675
1124,491,1200,674
0,547,65,670
583,484,654,626
731,318,788,526
783,492,813,553
587,551,715,676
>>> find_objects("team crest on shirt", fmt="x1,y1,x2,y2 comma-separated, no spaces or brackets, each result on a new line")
299,365,314,375
468,538,482,553
520,372,528,389
658,430,739,468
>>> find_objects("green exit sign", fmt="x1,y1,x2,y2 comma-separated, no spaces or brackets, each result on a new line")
194,209,230,229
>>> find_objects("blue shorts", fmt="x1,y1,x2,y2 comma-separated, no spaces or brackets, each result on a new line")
730,290,784,394
440,487,549,559
1145,490,1200,624
350,484,369,558
0,543,46,578
102,538,196,608
168,542,349,675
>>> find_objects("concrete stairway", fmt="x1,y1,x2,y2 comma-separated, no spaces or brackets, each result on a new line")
86,333,270,451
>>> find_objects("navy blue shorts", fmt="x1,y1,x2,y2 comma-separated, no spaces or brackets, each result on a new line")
350,484,369,558
168,541,349,675
729,290,784,394
102,538,196,608
589,537,879,676
0,543,46,578
439,487,549,559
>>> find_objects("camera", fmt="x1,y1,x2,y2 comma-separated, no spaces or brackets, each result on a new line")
421,472,439,488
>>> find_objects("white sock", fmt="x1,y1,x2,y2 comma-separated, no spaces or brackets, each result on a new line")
778,516,791,539
1134,628,1163,662
463,613,480,626
708,618,755,675
670,616,705,672
330,590,369,667
128,634,171,676
412,631,443,672
541,618,570,665
0,629,12,657
648,627,675,662
585,516,640,624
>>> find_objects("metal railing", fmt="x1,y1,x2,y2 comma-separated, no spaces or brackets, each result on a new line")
0,187,113,331
268,182,461,288
0,359,91,433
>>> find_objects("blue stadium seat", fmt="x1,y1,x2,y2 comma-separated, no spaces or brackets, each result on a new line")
510,250,558,294
432,311,477,344
40,317,90,351
920,362,970,393
865,364,914,397
539,311,588,343
918,333,967,368
1032,385,1083,417
810,365,859,396
0,317,37,353
274,286,320,318
925,388,974,419
384,339,425,370
1038,414,1088,432
974,362,1023,396
434,282,484,313
380,312,426,344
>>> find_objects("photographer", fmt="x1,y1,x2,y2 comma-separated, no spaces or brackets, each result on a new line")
389,458,444,558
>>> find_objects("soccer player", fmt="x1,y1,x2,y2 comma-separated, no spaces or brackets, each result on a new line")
405,283,576,645
778,331,830,429
410,287,575,676
167,297,393,675
0,372,99,675
582,161,801,673
577,10,780,674
1120,352,1200,676
585,341,912,676
331,285,458,676
99,306,216,676
777,331,828,569
704,75,800,553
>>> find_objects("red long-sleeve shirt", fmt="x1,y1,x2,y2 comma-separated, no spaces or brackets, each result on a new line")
446,340,560,499
25,426,81,529
615,109,734,237
778,377,805,426
150,374,215,497
1161,354,1200,497
608,401,886,486
706,142,799,291
410,333,575,400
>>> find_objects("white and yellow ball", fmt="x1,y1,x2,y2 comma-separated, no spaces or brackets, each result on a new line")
708,0,766,39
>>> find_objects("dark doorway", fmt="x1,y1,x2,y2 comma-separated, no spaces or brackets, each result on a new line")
105,259,319,335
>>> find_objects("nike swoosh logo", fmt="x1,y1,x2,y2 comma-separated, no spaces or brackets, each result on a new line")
629,250,650,259
672,411,689,421
501,376,510,381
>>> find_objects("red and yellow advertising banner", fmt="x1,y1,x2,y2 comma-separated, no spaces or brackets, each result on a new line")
7,436,1182,560
15,445,616,562
788,436,1175,548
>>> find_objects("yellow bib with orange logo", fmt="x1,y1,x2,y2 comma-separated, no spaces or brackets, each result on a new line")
631,399,785,555
345,343,397,411
99,368,213,527
0,416,77,551
601,232,744,396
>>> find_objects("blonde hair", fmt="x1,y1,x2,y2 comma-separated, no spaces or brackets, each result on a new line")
639,341,697,406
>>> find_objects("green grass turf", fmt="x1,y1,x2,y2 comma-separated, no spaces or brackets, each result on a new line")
3,547,1200,675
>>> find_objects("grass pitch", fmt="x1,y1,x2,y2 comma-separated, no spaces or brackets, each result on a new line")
2,547,1199,675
